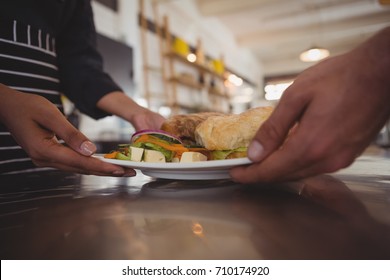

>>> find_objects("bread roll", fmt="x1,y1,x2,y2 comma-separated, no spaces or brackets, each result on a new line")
195,106,273,150
160,112,227,143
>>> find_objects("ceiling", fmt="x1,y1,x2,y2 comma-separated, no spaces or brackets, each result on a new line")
194,0,390,78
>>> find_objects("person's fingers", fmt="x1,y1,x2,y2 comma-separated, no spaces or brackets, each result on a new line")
131,111,166,131
41,159,137,177
230,138,306,183
230,116,365,183
230,120,325,183
248,86,308,162
0,90,135,177
280,147,362,182
34,107,97,156
32,138,136,176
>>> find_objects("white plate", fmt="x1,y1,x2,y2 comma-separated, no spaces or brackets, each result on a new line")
94,154,252,180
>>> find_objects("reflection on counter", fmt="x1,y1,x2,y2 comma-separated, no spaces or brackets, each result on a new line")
376,119,390,148
0,153,390,260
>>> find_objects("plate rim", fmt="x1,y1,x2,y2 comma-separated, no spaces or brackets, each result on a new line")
93,154,252,170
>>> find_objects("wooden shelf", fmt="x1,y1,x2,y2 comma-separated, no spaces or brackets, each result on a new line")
139,3,257,114
165,49,230,113
169,102,226,113
165,52,225,80
208,87,226,97
168,76,203,90
140,12,232,114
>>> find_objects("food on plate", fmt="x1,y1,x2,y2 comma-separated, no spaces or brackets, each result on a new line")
144,149,166,163
104,130,207,163
160,111,226,144
161,106,274,160
130,129,187,162
180,151,208,163
195,106,273,159
104,106,273,163
129,146,144,162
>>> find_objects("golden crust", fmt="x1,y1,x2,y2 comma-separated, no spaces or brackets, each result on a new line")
160,112,227,142
194,106,273,150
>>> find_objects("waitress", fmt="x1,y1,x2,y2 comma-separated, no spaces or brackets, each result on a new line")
0,0,165,176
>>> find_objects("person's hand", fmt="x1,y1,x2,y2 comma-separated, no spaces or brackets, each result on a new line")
130,108,166,131
231,28,390,183
96,91,165,131
0,85,135,176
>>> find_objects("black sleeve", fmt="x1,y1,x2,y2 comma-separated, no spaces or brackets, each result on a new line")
56,0,123,119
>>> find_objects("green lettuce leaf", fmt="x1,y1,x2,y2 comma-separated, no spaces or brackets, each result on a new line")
212,147,247,160
115,152,132,161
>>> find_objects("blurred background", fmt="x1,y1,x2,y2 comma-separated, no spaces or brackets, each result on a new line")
66,0,390,144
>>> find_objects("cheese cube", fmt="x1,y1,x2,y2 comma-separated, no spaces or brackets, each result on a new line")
144,150,166,163
130,146,144,162
171,157,180,163
180,152,207,163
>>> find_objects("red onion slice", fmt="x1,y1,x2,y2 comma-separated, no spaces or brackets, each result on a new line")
131,129,183,143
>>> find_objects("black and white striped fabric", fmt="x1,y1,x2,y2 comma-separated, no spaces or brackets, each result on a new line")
0,19,62,174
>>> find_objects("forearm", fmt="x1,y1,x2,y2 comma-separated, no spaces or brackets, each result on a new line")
0,83,9,121
96,91,165,131
96,91,150,122
0,83,21,123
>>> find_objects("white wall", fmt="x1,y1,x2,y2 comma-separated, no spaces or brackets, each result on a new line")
80,0,266,140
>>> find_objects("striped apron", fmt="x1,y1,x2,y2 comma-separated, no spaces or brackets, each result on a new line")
0,19,63,174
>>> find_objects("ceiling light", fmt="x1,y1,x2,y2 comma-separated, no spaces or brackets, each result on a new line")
300,47,330,62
